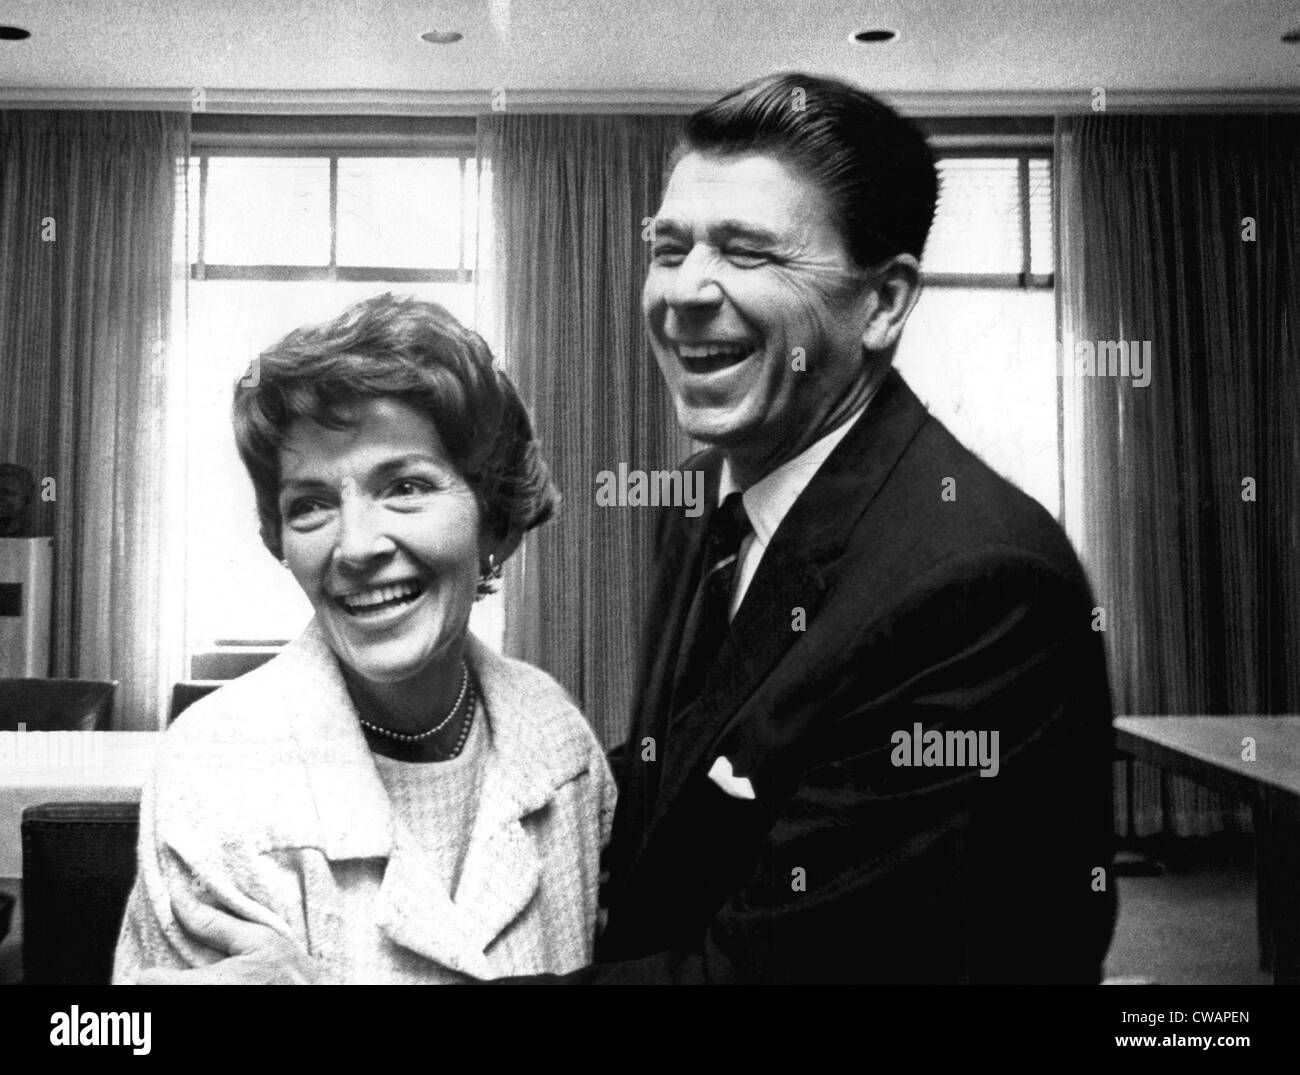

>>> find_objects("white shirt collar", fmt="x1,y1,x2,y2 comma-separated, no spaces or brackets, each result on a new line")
718,393,875,548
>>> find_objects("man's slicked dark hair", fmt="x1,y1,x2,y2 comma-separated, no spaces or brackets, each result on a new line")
676,72,938,268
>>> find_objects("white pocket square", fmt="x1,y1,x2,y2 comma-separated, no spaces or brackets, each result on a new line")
708,755,756,800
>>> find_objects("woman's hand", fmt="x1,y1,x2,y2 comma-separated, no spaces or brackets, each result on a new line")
136,890,324,985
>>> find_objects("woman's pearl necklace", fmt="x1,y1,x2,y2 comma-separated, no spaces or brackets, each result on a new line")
357,661,469,743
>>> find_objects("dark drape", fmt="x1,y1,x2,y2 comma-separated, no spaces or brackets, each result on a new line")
1057,113,1300,834
479,114,688,747
0,111,189,728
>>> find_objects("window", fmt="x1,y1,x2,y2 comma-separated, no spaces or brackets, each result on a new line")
895,145,1058,517
181,123,500,667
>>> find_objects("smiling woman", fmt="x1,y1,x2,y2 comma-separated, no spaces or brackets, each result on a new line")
277,399,486,739
113,294,615,984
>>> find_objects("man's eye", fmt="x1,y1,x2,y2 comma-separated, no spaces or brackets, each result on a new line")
726,248,769,266
651,245,685,265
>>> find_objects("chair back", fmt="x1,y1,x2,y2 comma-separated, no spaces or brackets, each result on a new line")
21,801,140,985
168,680,222,725
0,678,116,732
0,889,13,947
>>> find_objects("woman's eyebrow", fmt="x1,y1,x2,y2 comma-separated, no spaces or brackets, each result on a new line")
368,454,443,483
279,454,442,494
278,475,330,495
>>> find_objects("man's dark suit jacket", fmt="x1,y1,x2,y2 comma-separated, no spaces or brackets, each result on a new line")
581,368,1116,984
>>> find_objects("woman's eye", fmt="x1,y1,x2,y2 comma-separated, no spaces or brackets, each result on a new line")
285,499,329,525
388,478,434,498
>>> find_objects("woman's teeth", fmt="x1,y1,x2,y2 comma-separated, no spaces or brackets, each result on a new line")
339,581,425,615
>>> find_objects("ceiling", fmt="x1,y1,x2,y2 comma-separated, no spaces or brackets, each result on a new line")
1,0,1298,111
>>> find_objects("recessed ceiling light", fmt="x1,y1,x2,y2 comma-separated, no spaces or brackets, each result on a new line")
1282,27,1300,43
420,30,463,44
0,26,32,41
852,29,898,44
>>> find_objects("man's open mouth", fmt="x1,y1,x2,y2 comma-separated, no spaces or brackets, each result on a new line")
675,342,757,375
335,580,427,616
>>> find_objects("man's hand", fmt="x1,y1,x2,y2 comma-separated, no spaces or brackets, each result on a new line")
137,890,324,985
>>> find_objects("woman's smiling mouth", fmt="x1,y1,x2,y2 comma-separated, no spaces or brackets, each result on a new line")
334,579,428,618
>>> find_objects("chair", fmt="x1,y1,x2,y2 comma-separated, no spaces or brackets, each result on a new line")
0,678,117,732
0,889,13,947
21,801,140,985
168,680,222,725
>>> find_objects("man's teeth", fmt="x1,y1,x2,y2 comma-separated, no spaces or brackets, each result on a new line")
339,581,423,613
677,343,753,360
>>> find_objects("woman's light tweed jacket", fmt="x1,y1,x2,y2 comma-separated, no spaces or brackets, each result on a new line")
113,619,615,983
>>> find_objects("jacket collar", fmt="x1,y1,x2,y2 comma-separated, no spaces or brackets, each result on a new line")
263,619,591,976
717,386,875,549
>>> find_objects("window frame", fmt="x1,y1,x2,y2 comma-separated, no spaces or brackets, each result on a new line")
911,126,1062,523
189,115,479,285
190,149,478,284
921,133,1054,291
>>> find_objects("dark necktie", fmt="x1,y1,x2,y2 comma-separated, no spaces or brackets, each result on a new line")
670,491,753,714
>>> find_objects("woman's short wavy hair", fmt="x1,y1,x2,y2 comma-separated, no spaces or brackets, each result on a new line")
232,293,559,566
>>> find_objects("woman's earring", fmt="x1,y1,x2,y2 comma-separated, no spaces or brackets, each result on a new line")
476,553,503,600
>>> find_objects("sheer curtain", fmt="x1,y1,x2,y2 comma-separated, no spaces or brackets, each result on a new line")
477,114,687,746
1057,114,1300,834
0,110,189,730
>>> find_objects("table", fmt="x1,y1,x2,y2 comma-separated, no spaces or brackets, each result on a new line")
1115,716,1300,985
0,730,161,878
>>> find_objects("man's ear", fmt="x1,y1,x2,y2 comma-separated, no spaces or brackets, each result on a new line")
860,253,922,355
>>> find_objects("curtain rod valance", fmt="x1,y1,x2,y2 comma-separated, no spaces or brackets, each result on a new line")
190,112,474,151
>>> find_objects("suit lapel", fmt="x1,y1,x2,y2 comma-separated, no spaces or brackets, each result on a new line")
648,370,932,831
605,465,719,887
641,472,718,738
